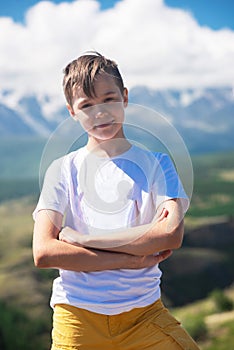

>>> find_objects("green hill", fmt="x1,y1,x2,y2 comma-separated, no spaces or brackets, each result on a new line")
0,148,234,348
0,194,234,349
161,216,234,305
172,286,234,349
188,150,234,218
0,197,56,349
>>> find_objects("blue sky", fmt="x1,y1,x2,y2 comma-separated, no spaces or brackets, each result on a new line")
0,0,234,30
165,0,234,30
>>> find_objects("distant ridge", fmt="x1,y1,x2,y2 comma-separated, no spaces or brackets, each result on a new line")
0,86,234,153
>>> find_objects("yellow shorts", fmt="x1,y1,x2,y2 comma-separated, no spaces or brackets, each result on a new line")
51,299,200,350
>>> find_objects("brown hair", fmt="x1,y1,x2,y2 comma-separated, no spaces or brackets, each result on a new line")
63,51,125,107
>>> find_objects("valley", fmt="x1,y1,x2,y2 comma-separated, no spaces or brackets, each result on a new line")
0,140,234,349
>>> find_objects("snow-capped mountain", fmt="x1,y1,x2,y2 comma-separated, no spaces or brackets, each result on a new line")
0,86,233,153
129,86,233,131
129,86,234,153
0,95,66,137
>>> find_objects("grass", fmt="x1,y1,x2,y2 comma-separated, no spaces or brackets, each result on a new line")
0,198,51,308
0,197,57,348
189,174,234,217
204,320,234,350
187,151,234,217
172,286,234,349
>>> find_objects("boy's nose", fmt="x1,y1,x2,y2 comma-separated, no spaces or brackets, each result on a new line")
92,104,108,118
95,110,108,118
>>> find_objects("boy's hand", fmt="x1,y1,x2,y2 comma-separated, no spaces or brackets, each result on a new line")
59,227,83,247
132,249,172,269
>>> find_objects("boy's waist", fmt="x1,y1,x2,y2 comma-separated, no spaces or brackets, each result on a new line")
51,267,162,314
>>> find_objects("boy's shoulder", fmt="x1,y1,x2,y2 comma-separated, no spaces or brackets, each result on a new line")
131,145,170,162
48,146,86,173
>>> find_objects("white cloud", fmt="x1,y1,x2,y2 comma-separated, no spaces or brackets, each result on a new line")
0,0,234,115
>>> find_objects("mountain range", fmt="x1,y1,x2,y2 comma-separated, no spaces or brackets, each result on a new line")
1,86,233,153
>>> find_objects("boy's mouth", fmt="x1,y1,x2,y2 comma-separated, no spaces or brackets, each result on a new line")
94,121,114,128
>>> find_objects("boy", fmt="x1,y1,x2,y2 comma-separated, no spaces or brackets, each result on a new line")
33,52,199,349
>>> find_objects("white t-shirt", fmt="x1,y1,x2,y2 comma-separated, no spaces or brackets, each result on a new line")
33,145,189,315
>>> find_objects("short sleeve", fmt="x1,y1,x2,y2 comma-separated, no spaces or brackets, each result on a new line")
32,157,69,220
153,153,189,213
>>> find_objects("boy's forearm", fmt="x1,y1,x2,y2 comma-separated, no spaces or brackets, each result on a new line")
61,218,183,257
61,199,185,256
33,201,182,272
34,239,133,271
33,208,172,271
106,200,184,255
107,219,184,256
34,238,172,272
32,210,142,272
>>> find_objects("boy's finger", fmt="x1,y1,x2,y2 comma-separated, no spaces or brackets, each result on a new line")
156,249,173,262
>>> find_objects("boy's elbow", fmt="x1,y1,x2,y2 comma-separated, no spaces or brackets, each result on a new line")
169,220,184,249
33,249,51,268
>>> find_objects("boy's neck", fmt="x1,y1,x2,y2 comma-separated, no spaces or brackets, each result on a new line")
86,136,132,158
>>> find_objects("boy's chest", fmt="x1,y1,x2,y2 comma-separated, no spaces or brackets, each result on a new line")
77,157,153,207
70,158,156,230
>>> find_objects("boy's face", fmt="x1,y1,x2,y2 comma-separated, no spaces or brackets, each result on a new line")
67,72,128,142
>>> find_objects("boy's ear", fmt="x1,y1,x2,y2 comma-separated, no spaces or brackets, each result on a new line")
123,88,128,107
66,103,75,117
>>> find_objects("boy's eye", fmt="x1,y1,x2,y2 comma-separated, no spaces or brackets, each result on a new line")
81,103,92,109
104,97,115,103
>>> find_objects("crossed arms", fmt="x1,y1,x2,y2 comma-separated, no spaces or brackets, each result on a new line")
33,199,184,272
